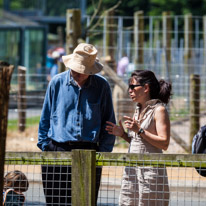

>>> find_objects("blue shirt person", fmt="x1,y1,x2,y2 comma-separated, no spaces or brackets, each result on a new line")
38,43,116,205
47,51,60,81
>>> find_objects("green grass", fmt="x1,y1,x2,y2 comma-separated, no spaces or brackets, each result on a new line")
170,108,189,121
7,116,40,131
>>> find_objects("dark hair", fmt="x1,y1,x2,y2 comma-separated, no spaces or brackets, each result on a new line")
129,70,172,104
4,170,29,192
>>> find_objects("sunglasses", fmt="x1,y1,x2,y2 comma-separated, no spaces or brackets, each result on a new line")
128,84,142,90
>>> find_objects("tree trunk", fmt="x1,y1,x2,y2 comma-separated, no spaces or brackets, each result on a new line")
0,61,14,204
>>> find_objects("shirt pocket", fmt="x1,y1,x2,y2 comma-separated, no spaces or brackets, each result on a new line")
85,103,100,121
83,103,101,133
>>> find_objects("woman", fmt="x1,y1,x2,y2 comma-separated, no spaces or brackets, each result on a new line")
106,70,172,206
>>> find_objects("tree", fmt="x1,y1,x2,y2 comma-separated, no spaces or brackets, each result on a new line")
83,0,122,39
86,0,206,17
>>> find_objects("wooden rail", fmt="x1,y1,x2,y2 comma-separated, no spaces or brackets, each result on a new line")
4,151,206,205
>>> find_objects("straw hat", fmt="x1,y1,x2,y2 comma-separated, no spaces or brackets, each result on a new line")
62,43,103,75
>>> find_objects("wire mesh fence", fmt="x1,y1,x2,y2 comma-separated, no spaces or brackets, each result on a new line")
7,71,206,153
2,13,206,205
84,15,206,73
4,151,206,206
6,15,206,133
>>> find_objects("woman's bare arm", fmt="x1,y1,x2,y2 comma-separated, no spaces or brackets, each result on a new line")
140,106,170,150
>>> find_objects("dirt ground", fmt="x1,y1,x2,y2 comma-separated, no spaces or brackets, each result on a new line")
6,125,41,152
6,125,205,184
6,124,185,154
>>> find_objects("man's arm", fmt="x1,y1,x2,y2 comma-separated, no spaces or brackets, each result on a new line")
37,82,53,151
99,85,116,152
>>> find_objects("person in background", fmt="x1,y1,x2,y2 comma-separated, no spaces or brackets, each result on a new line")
106,70,172,206
117,54,129,77
38,43,116,205
47,51,60,82
46,49,54,75
3,170,29,206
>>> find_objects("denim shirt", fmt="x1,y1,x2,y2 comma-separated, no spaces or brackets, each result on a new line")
37,70,116,152
3,189,25,206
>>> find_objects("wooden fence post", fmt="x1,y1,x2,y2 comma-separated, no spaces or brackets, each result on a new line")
203,16,206,65
189,74,200,149
184,14,193,75
162,11,171,80
66,9,81,55
104,10,116,71
134,11,144,69
58,61,66,73
184,14,193,109
0,61,14,205
18,66,26,132
203,16,206,102
72,150,96,206
57,26,64,47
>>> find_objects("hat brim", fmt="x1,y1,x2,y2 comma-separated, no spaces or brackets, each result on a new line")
62,54,103,75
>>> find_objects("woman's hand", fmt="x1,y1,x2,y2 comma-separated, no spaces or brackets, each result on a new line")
124,116,140,133
106,120,125,137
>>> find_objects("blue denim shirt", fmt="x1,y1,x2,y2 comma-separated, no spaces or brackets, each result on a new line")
37,70,116,152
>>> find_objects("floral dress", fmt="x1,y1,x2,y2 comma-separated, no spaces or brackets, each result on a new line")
119,99,170,206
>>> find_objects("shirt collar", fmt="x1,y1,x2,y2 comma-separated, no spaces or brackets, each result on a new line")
145,99,162,107
136,99,163,111
135,99,163,122
67,69,98,88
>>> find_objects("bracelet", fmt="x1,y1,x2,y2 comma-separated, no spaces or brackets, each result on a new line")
137,128,144,135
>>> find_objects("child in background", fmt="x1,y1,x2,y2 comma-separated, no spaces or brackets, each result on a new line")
3,170,29,206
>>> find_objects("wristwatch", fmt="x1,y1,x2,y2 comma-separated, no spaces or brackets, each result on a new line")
137,128,144,135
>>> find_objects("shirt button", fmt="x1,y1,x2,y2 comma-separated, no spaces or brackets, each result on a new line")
77,123,80,126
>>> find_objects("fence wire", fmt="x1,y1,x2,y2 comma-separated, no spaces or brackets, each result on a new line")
3,152,206,206
7,72,206,154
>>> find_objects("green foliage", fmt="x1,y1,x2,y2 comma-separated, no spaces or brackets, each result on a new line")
10,0,30,10
8,116,40,131
86,0,206,17
170,108,189,121
86,0,150,16
45,1,74,16
5,0,206,17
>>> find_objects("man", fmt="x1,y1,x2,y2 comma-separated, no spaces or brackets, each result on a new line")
37,43,116,205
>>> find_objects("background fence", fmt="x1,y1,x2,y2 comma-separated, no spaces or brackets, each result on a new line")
4,151,206,205
6,15,206,154
4,16,206,205
2,12,206,206
7,72,206,153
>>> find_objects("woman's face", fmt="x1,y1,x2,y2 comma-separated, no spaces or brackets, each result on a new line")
128,78,147,103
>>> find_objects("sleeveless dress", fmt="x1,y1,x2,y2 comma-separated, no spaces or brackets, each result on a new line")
119,99,170,206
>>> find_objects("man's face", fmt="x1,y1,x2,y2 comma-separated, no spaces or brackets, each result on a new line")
71,70,90,86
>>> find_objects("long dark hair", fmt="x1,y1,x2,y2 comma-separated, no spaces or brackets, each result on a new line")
129,70,172,104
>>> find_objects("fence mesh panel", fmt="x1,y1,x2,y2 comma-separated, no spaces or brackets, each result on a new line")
3,152,206,206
